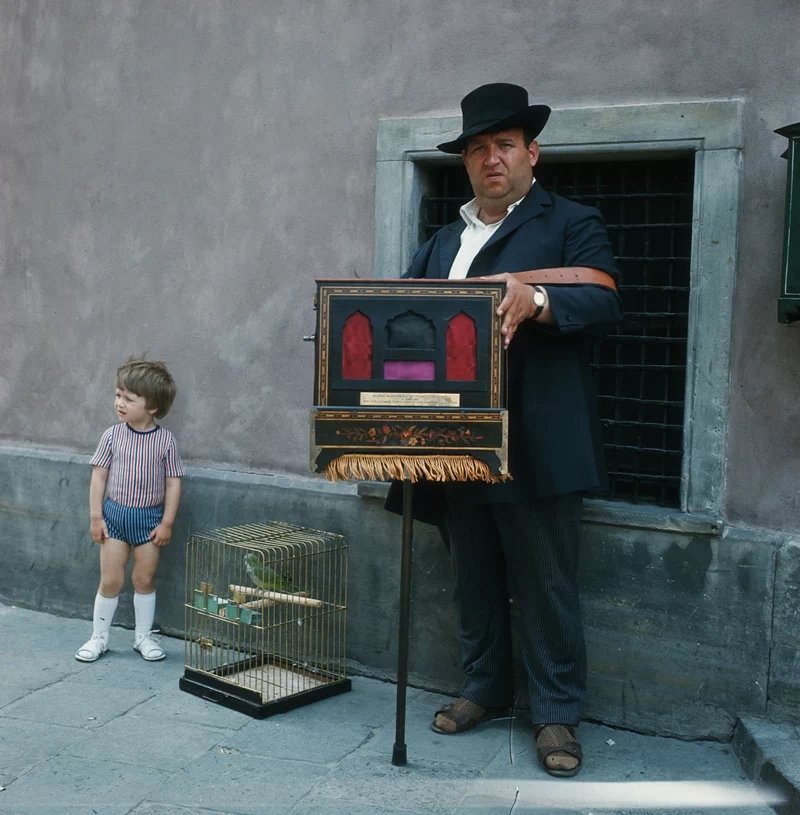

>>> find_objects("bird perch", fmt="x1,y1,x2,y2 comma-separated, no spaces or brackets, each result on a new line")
229,585,324,608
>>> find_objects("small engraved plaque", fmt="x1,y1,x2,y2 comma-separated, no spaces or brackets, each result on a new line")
360,392,461,408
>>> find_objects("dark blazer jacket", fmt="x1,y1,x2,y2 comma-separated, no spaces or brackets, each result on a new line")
385,182,623,524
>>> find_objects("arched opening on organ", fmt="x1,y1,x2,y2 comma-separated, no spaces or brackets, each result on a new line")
383,310,436,380
341,311,373,379
446,312,477,381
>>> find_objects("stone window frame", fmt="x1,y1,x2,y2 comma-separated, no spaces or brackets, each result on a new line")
373,100,743,523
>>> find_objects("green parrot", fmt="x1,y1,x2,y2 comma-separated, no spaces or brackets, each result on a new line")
244,553,297,593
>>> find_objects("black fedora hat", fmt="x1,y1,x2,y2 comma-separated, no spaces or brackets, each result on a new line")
437,83,551,154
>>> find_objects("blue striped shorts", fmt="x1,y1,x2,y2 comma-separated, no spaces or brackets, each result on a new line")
103,498,163,546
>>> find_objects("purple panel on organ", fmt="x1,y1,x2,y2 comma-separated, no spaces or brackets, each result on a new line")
383,361,435,381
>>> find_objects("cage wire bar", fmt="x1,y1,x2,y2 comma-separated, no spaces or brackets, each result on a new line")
420,156,694,507
180,521,351,717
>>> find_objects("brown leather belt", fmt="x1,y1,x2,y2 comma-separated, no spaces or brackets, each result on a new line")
507,267,617,291
328,269,618,290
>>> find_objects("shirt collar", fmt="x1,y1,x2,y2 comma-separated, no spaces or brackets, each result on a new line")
460,178,536,229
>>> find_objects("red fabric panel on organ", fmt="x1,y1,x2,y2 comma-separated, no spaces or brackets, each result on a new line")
342,311,373,379
446,312,477,381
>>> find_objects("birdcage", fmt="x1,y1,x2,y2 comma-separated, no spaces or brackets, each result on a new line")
179,521,350,718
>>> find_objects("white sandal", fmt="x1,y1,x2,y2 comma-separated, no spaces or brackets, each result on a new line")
133,631,166,661
75,632,109,662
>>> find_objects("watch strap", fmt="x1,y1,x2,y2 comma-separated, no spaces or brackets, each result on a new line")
531,286,546,320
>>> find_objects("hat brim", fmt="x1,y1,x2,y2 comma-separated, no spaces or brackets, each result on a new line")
436,105,551,154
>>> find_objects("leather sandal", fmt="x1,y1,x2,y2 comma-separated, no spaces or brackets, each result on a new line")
534,724,583,777
431,697,507,735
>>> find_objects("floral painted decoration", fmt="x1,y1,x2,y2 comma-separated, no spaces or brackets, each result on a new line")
335,424,482,447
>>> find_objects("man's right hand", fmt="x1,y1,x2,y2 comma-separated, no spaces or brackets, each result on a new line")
90,518,109,544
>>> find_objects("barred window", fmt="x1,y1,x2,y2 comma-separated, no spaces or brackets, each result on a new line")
418,156,694,508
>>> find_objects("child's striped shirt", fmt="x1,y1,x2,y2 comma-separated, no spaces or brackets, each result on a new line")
90,423,186,508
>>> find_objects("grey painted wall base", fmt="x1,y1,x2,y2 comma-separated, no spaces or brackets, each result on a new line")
768,540,800,723
0,445,793,741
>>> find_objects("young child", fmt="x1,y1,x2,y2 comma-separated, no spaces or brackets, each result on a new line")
76,359,186,663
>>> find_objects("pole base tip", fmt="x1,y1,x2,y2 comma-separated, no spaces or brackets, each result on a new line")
391,744,407,766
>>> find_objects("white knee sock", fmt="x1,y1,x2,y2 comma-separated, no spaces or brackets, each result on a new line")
134,591,156,636
93,593,119,637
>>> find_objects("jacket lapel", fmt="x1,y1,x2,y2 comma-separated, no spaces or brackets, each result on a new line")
434,221,466,279
466,183,551,276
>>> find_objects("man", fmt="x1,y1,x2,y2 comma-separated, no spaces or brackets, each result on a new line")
389,83,622,777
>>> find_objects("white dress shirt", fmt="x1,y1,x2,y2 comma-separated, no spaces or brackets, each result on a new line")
448,181,535,280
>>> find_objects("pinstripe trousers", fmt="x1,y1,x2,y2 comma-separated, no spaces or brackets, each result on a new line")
443,490,586,726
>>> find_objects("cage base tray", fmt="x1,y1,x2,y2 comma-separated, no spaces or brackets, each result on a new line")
179,666,351,719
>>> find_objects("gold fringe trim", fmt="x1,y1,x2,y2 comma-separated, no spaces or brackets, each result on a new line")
325,454,511,484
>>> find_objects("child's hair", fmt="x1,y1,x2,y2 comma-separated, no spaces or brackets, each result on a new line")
116,358,177,419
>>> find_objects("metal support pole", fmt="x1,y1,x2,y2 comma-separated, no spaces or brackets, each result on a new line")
392,478,413,766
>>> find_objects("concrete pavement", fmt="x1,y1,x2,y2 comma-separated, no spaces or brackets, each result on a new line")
0,603,783,815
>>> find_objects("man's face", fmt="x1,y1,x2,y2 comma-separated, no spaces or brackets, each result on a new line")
461,128,539,210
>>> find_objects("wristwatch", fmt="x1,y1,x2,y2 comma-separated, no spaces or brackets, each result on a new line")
531,286,547,319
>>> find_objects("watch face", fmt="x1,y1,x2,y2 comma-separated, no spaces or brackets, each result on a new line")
533,290,546,307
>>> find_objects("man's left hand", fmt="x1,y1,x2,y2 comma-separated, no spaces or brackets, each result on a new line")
476,273,536,348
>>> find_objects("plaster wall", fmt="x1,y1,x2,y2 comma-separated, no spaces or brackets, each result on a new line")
2,1,800,530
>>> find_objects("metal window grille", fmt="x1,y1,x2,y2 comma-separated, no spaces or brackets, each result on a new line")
419,156,694,507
